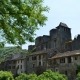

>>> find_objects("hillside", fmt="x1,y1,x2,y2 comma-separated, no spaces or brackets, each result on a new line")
0,47,27,62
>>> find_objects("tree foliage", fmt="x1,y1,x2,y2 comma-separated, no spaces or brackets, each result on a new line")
0,70,67,80
15,73,37,80
76,72,80,80
0,71,14,80
38,70,67,80
0,0,49,46
0,47,27,62
77,65,80,72
15,70,67,80
76,65,80,80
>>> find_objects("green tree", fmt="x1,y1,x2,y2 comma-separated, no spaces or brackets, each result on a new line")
0,0,49,46
0,71,14,80
38,70,67,80
15,73,37,80
76,65,80,80
76,72,80,80
77,65,80,72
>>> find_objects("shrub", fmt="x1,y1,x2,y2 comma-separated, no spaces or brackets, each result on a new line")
76,72,80,80
38,70,67,80
0,71,14,80
15,73,37,80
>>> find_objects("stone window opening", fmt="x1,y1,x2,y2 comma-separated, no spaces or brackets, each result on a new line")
55,68,58,72
12,66,15,69
39,55,41,60
21,65,22,69
32,56,36,60
27,57,29,61
60,58,65,63
39,62,41,66
74,56,78,60
13,61,16,64
9,66,11,69
67,56,71,63
76,70,78,75
65,71,67,75
33,64,35,68
21,60,22,63
43,62,45,66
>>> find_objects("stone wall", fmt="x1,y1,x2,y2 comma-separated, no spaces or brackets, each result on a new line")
26,53,47,74
50,55,80,80
72,35,80,50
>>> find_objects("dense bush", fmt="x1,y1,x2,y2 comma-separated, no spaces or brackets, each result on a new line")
0,71,14,80
15,73,37,80
0,70,67,80
38,70,67,80
76,72,80,80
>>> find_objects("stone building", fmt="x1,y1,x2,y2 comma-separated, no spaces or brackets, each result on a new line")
29,22,72,53
27,22,80,79
26,49,55,74
35,35,50,51
72,35,80,50
0,53,26,75
49,50,80,80
0,22,80,80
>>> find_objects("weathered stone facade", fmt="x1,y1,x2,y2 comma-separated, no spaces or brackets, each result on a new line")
27,22,80,79
49,50,80,80
29,22,72,53
0,22,80,80
0,53,26,75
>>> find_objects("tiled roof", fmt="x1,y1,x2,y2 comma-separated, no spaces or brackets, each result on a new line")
50,50,80,59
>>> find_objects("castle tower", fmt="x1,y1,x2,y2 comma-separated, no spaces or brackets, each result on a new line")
56,22,71,52
50,22,72,52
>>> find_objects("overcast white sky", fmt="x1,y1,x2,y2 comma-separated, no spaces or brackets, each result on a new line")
22,0,80,49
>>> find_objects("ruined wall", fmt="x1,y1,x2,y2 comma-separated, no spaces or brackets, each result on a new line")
26,53,47,74
72,35,80,50
35,35,50,51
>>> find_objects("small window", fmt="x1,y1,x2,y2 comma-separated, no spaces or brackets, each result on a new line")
13,61,16,64
21,65,22,69
21,60,22,63
17,65,19,69
55,68,58,72
65,71,67,75
9,66,11,69
74,56,78,60
67,56,71,63
43,62,45,66
8,61,11,64
12,66,15,69
60,58,65,63
39,62,41,66
32,56,36,60
76,70,78,75
33,64,35,68
39,55,41,60
27,57,29,61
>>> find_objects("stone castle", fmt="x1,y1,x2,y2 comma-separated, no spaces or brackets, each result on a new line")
0,22,80,80
28,22,80,52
